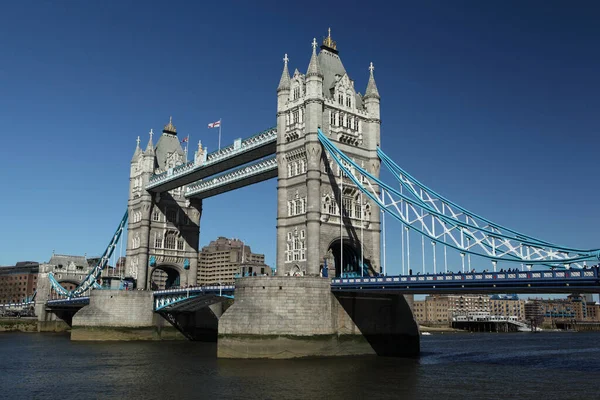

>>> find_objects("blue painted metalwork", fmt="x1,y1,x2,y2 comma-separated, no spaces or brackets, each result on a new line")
331,267,600,294
46,297,90,308
318,129,600,268
183,258,190,270
153,286,235,311
48,210,128,298
149,255,156,267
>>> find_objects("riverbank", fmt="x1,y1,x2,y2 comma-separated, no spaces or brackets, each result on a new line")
0,317,38,332
419,325,463,333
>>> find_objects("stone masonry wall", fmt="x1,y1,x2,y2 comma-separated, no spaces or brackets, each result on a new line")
72,290,155,327
219,276,335,336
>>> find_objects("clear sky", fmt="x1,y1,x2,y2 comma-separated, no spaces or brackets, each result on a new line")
0,0,599,278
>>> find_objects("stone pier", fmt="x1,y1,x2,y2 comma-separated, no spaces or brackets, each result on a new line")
217,276,420,359
71,290,183,341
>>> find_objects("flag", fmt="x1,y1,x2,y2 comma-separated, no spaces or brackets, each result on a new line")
181,136,188,143
208,120,221,128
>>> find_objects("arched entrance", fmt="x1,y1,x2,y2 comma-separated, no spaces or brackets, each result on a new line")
328,239,374,278
150,265,181,290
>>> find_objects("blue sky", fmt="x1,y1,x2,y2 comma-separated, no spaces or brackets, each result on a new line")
1,0,599,281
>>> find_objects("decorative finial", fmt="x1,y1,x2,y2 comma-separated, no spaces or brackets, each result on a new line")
312,38,318,50
163,117,177,134
322,28,337,51
198,139,202,149
283,53,289,64
136,136,140,147
369,62,374,74
149,129,153,141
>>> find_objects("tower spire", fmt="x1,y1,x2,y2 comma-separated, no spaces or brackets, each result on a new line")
306,38,323,77
145,128,155,153
364,62,380,100
132,135,142,159
277,53,291,92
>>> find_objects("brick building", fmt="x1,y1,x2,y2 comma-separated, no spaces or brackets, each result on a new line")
0,262,39,304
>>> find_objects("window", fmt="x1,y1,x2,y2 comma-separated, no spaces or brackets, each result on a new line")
177,238,184,250
165,232,177,249
338,94,343,105
300,159,306,174
154,232,162,248
295,201,302,215
166,208,177,223
300,230,305,239
152,210,160,222
292,110,299,124
346,96,351,107
330,111,335,126
287,232,292,241
293,87,300,100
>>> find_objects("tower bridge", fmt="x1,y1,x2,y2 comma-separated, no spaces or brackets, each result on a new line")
39,30,600,359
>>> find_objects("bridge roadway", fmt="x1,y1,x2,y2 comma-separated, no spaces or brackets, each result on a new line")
331,267,600,294
46,267,600,313
146,127,276,193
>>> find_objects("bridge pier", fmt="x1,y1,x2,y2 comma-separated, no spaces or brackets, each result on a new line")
71,290,183,341
217,276,420,359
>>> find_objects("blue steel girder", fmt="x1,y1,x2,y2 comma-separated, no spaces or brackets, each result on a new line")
185,157,277,199
146,127,277,193
331,267,600,294
153,286,234,312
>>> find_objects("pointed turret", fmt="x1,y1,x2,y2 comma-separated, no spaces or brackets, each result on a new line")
306,38,323,77
132,135,142,160
364,62,380,100
145,129,155,154
277,54,291,92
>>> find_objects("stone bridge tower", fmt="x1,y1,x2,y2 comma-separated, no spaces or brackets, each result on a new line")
275,30,382,277
126,118,202,289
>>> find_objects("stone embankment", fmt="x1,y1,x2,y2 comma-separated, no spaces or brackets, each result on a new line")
0,318,38,332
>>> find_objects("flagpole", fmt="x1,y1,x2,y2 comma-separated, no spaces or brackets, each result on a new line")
218,118,222,150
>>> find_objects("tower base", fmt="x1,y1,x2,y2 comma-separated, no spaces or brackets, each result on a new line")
71,290,184,341
217,276,420,359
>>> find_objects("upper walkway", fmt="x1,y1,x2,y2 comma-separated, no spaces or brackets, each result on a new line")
146,127,276,193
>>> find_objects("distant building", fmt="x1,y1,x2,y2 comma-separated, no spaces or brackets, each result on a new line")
525,294,600,326
198,237,271,285
0,262,39,304
414,294,524,326
489,294,526,320
40,254,92,297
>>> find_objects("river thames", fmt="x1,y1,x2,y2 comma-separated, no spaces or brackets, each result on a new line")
1,332,599,399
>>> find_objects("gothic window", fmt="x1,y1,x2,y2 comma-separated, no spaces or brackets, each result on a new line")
293,110,299,124
154,232,162,248
293,162,298,176
300,159,306,174
338,94,343,105
132,236,140,249
293,87,300,100
287,164,292,177
287,232,292,241
323,196,330,212
300,229,305,239
152,210,160,222
287,201,292,216
166,208,177,223
295,201,302,215
177,238,184,250
342,197,352,217
346,96,351,107
165,231,177,249
301,198,306,214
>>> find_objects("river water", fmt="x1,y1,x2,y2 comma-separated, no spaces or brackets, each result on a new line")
1,332,599,399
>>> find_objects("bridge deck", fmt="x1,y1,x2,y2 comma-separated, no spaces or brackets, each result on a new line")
332,268,600,294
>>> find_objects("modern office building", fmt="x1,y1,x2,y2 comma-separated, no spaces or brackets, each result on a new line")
198,237,271,285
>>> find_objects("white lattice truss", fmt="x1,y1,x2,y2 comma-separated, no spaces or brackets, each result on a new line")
318,129,599,269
